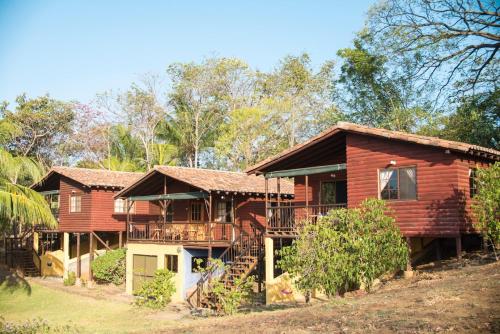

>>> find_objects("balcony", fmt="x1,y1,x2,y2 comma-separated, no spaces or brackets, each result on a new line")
127,221,239,246
267,203,347,236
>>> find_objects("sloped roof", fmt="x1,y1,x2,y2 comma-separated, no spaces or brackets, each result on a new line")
246,121,500,174
116,166,294,198
32,166,143,189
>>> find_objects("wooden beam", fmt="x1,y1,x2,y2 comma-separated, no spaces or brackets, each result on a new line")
264,163,347,178
76,233,81,279
88,232,94,285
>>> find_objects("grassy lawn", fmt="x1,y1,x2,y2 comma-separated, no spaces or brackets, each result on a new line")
0,277,179,334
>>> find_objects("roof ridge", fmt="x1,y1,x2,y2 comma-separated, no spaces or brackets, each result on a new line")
155,165,246,175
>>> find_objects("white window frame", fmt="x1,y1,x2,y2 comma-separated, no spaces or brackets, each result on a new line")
69,194,82,213
378,166,417,201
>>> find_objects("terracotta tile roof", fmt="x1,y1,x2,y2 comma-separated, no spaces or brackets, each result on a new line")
32,166,144,189
246,121,500,173
116,166,294,197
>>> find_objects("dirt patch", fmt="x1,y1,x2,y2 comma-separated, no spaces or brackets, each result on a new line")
159,252,500,334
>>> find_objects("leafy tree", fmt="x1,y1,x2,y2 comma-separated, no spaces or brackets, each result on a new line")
441,90,500,149
214,107,285,171
337,32,434,132
258,53,340,147
367,0,499,96
167,58,253,167
472,162,500,258
278,199,408,296
0,148,57,230
1,94,75,165
118,75,167,170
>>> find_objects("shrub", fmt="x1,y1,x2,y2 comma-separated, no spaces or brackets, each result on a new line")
0,317,79,334
472,162,500,256
91,248,126,285
278,198,409,297
196,258,255,316
134,269,176,309
63,272,76,286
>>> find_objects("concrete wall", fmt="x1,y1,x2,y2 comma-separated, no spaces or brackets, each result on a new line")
125,243,185,302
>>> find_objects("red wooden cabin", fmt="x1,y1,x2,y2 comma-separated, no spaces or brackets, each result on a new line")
246,122,499,275
31,167,143,280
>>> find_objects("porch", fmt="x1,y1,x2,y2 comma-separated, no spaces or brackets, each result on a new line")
263,163,348,236
128,220,237,246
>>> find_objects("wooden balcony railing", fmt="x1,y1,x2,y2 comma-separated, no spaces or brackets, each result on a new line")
267,203,347,234
127,221,238,244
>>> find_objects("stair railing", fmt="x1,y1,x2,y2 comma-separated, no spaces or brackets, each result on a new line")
187,222,264,308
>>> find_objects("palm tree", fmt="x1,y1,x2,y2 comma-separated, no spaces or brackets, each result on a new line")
0,148,57,230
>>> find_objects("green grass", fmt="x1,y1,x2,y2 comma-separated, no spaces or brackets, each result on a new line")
0,279,177,334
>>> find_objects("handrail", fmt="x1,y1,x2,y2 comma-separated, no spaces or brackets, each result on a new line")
186,225,263,308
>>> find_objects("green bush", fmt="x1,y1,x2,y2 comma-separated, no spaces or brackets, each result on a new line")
134,269,176,309
91,248,126,285
278,198,409,297
63,272,76,286
472,162,500,254
0,317,79,333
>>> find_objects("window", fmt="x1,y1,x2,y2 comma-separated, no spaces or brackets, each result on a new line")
190,202,202,222
320,182,336,204
216,201,233,223
469,168,477,198
379,167,416,200
191,256,208,273
114,198,135,214
132,255,157,292
69,195,81,213
165,255,178,273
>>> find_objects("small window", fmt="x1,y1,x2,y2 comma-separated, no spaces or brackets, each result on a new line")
191,256,208,273
132,255,157,292
379,167,417,200
190,202,202,222
165,255,178,273
69,195,82,213
114,198,135,214
216,201,233,223
469,168,477,198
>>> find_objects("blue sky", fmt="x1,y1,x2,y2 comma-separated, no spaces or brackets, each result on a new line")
0,0,376,106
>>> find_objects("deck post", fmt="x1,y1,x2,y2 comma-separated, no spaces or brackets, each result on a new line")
277,177,281,222
163,176,167,224
63,232,70,279
305,175,309,220
404,237,413,278
264,177,269,229
88,232,94,287
208,192,213,281
118,231,123,248
264,237,274,305
76,233,81,286
456,235,462,262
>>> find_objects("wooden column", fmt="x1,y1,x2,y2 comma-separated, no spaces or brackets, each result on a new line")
208,193,213,261
456,235,462,261
264,177,269,228
88,232,94,286
305,175,309,219
163,176,167,224
118,231,123,249
405,237,413,276
76,233,81,285
276,177,281,222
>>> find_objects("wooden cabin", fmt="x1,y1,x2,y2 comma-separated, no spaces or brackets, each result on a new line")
115,166,293,303
246,121,499,303
31,167,143,281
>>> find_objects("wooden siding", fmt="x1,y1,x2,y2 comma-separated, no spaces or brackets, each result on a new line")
58,176,92,232
345,133,481,237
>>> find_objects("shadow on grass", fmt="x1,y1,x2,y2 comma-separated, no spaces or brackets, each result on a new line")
0,266,32,296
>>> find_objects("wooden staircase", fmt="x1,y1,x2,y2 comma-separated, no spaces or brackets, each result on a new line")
187,226,264,308
4,230,41,277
